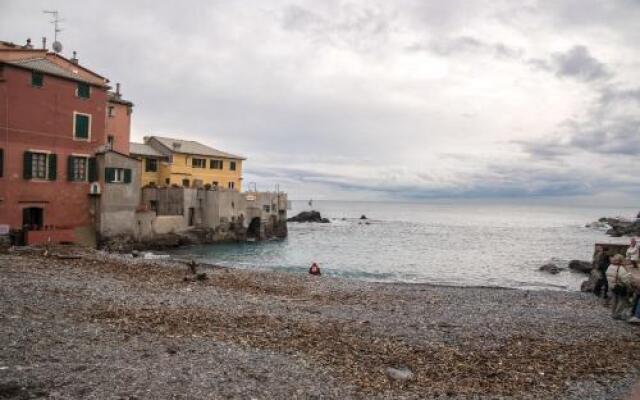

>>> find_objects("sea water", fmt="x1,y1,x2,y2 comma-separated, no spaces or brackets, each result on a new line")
167,200,636,291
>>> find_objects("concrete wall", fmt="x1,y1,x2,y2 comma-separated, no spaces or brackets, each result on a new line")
96,151,140,238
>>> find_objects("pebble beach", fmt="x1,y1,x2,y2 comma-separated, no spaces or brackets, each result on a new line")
1,247,640,399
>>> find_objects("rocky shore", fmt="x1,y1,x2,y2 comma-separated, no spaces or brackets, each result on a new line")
1,247,640,399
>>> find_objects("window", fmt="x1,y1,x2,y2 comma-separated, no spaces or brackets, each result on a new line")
182,179,190,187
210,159,223,169
68,156,88,181
31,72,43,87
230,161,237,171
145,158,158,172
73,113,91,140
76,82,90,98
105,168,131,184
212,181,218,187
165,178,170,185
107,106,115,117
107,135,114,149
192,158,206,168
23,151,56,180
228,181,235,189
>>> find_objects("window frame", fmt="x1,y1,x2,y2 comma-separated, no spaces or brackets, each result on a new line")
230,161,237,171
210,159,223,170
192,158,206,168
73,112,92,141
69,155,89,182
228,181,235,189
31,152,49,180
107,105,115,117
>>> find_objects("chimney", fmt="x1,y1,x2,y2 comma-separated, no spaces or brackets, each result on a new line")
115,83,121,99
42,37,47,50
172,142,182,151
70,51,78,64
24,38,33,49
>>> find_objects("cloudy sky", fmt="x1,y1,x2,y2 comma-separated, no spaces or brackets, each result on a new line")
2,1,639,204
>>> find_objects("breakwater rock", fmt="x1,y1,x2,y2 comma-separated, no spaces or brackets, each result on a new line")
593,217,640,237
287,210,330,223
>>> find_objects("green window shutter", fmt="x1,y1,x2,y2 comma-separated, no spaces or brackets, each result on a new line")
105,167,115,183
67,156,75,181
0,148,3,177
124,168,132,184
31,72,43,87
23,151,32,179
77,82,90,98
48,153,57,180
88,157,97,182
74,114,89,139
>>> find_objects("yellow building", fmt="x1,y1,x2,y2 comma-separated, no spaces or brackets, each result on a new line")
129,136,245,191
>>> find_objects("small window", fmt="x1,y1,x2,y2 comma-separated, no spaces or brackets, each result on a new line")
69,156,88,181
107,135,114,149
192,158,206,168
210,160,223,169
230,161,237,171
32,153,48,179
31,72,43,87
145,158,158,172
74,113,91,140
107,106,115,117
228,181,235,189
165,178,170,185
77,82,90,98
182,179,190,187
105,167,131,184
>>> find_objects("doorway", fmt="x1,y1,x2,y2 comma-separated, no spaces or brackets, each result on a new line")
22,207,44,230
247,217,261,239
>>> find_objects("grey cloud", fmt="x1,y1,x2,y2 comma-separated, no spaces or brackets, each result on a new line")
550,45,612,82
415,36,524,59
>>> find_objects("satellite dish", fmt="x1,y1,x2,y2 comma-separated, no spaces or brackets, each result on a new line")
52,41,62,53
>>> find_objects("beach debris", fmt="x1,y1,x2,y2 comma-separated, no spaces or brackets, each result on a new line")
287,211,330,223
385,367,414,382
539,263,563,274
568,260,592,274
143,252,171,260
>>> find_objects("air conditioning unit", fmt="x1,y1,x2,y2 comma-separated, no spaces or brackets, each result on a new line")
89,182,101,195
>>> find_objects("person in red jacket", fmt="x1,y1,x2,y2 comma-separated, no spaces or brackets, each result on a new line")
309,262,321,276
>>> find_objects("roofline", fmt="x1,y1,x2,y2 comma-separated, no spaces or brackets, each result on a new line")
0,60,109,88
108,97,134,107
96,148,139,160
48,52,108,81
147,136,247,160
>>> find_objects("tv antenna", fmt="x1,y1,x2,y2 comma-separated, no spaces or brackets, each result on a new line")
43,10,64,53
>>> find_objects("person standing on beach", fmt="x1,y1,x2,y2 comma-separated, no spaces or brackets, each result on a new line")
626,238,639,268
593,246,609,298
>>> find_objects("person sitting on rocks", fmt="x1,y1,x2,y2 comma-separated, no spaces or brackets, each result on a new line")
309,262,321,276
626,237,639,268
593,246,610,298
607,254,632,319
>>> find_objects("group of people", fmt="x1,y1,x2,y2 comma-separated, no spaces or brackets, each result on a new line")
593,238,640,323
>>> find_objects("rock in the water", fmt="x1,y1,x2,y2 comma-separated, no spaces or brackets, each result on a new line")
360,214,368,220
386,367,414,381
539,263,563,274
580,269,601,293
568,260,592,274
287,211,330,223
598,217,640,237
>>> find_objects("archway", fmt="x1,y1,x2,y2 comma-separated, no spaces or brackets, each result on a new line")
247,217,261,239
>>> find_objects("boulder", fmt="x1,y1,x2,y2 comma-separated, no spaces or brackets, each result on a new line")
539,263,563,274
360,214,368,220
598,217,640,237
568,260,593,274
386,367,414,381
287,211,330,223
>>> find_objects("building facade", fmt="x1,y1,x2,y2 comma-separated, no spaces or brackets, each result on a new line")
0,39,134,244
129,136,245,191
